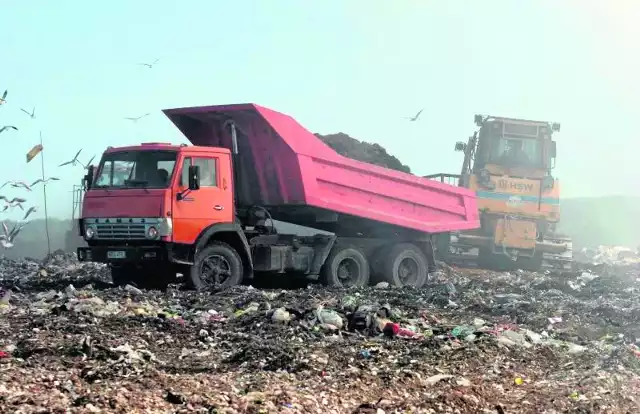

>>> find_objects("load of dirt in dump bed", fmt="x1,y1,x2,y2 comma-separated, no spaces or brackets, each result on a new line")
316,133,412,174
1,252,640,412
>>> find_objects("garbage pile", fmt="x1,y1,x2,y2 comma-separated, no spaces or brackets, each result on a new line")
1,255,640,413
575,244,640,266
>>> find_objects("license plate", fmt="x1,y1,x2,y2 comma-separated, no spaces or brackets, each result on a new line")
107,251,126,259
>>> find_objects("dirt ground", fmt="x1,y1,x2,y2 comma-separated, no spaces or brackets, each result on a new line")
1,254,640,413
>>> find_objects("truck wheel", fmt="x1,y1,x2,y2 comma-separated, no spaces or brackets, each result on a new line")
381,243,428,288
110,265,135,286
322,245,370,287
189,241,243,291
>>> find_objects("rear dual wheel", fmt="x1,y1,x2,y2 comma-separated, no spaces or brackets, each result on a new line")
322,245,370,287
322,243,429,288
375,243,429,288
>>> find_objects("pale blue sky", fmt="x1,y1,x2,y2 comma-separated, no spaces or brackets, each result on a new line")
1,1,638,220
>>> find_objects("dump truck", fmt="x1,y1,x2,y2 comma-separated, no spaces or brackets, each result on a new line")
426,115,572,271
76,103,479,289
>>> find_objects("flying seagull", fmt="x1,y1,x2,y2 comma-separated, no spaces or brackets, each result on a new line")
137,58,160,69
403,109,424,122
0,197,25,211
0,181,30,191
23,206,37,220
30,177,60,187
0,90,7,106
0,196,27,204
80,155,96,168
0,126,17,134
0,221,28,249
20,107,36,119
59,149,83,167
10,181,31,191
124,113,150,122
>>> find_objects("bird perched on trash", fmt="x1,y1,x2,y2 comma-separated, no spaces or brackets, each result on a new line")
124,113,150,123
20,107,36,119
137,58,159,69
403,109,424,122
0,90,7,106
59,149,83,167
30,177,60,187
0,126,17,134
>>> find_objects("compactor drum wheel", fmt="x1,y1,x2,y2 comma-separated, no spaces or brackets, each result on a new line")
322,245,370,287
189,241,243,291
379,243,429,288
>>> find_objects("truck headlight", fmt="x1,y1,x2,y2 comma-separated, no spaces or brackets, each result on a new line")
85,226,96,240
158,218,173,237
147,226,159,239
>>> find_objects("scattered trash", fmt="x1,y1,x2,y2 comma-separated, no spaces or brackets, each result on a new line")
0,254,638,411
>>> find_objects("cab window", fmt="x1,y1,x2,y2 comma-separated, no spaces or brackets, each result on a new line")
179,157,217,187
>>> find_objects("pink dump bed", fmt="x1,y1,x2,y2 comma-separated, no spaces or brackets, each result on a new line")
163,104,479,234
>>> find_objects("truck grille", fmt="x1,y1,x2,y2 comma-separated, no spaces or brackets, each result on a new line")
84,217,161,240
96,223,146,240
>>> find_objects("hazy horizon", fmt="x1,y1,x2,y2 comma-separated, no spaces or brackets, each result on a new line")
2,1,639,222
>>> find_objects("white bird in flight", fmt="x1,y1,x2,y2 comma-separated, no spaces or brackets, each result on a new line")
137,58,159,69
124,113,150,123
403,109,424,122
20,107,36,119
0,221,28,249
59,149,83,167
0,181,31,191
30,177,60,187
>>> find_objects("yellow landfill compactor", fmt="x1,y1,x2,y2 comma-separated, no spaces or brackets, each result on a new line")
427,115,572,271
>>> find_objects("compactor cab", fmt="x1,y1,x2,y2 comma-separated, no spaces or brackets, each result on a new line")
430,115,572,271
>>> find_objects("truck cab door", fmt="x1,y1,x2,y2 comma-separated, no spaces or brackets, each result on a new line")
172,154,233,245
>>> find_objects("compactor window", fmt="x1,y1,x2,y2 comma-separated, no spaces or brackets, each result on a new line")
490,137,542,167
94,151,178,189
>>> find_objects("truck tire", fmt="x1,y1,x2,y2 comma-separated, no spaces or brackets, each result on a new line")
189,241,243,291
111,264,175,290
322,245,370,287
110,265,135,286
380,243,428,288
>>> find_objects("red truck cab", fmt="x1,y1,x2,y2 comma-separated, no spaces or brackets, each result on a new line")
79,143,252,288
78,103,479,290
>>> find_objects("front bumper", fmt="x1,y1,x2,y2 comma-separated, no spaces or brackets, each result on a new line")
77,245,167,263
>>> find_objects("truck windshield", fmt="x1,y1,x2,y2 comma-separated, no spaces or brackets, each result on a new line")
489,136,542,167
94,150,177,189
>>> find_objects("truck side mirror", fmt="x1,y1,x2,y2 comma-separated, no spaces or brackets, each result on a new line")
188,165,200,190
455,142,467,152
84,165,95,189
550,141,557,158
